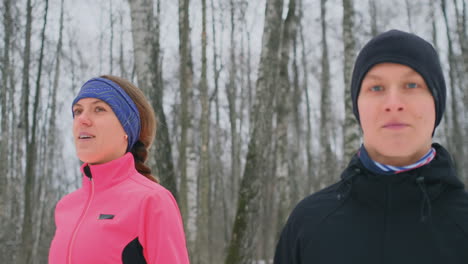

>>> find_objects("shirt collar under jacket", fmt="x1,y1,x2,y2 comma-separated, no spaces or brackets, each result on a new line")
79,152,136,192
340,143,463,204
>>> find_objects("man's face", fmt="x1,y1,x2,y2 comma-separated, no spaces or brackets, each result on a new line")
357,63,435,166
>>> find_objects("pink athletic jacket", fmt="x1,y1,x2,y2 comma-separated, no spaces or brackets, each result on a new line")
49,153,190,264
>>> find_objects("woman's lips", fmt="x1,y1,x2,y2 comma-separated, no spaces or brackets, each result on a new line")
78,132,95,139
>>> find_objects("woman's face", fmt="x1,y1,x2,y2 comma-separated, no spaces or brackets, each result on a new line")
72,98,128,164
358,63,435,166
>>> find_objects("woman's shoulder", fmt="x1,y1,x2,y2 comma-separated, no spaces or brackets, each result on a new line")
54,187,87,213
125,172,175,201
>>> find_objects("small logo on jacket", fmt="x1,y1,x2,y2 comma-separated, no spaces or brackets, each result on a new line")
98,214,115,220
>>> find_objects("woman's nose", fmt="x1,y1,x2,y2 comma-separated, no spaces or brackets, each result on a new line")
76,111,92,126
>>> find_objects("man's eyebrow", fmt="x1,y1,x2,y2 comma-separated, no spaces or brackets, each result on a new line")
402,70,422,78
362,74,381,80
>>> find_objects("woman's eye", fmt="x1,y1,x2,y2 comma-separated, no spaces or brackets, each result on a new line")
370,85,383,92
406,82,418,88
95,107,106,112
73,109,82,116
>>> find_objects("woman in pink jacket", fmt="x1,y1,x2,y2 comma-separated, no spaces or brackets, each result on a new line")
49,75,190,264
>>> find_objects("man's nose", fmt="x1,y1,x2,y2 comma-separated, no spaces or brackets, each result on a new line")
384,89,405,112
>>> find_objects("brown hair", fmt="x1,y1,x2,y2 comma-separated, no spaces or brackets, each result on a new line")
101,75,159,183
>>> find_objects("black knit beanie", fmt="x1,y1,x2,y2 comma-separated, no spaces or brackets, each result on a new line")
351,29,446,130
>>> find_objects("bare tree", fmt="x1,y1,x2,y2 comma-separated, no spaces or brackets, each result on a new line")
177,0,194,227
0,0,13,258
128,0,178,197
319,0,336,185
297,0,315,195
227,0,240,211
272,0,298,260
19,0,49,263
369,0,379,36
195,0,211,262
109,0,114,74
342,0,359,161
225,0,284,263
441,0,465,174
209,0,231,260
17,0,36,262
405,0,414,32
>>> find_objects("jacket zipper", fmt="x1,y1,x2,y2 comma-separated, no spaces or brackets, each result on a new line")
67,175,95,264
382,184,391,264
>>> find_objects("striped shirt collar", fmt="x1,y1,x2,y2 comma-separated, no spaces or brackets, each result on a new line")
358,145,436,175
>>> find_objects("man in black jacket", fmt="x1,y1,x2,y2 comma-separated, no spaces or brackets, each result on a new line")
274,29,468,264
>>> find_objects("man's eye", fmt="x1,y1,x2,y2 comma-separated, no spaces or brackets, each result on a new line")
370,85,383,92
406,82,418,88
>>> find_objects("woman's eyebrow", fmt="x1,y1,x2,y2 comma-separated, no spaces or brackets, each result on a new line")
91,100,104,105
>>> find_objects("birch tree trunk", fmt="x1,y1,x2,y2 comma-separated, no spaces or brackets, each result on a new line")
369,0,379,36
297,0,316,194
441,0,464,174
178,0,191,225
405,0,413,32
273,0,298,258
128,0,178,198
430,0,439,50
210,0,231,258
109,0,114,74
453,0,468,181
225,0,284,263
27,0,49,261
227,0,240,212
178,0,197,255
18,0,34,262
196,0,211,262
342,0,359,161
0,0,13,258
319,0,335,185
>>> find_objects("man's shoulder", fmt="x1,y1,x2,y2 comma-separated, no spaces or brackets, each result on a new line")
286,181,343,232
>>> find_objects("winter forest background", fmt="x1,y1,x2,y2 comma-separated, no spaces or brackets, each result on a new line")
1,0,468,263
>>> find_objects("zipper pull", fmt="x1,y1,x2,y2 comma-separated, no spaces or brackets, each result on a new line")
84,165,92,179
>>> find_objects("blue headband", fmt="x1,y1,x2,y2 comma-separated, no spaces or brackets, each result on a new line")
72,77,141,152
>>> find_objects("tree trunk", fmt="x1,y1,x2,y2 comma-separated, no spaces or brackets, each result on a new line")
19,0,49,263
441,0,464,175
369,0,379,36
342,0,359,161
225,0,284,263
0,0,13,259
405,0,413,32
297,0,315,194
210,0,230,258
17,0,34,262
128,0,178,198
319,0,335,185
430,0,439,50
227,0,240,215
273,0,298,259
109,0,114,74
196,0,211,262
177,0,193,226
177,0,197,257
453,0,468,182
